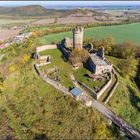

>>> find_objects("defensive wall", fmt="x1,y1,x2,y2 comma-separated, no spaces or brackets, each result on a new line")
80,73,112,100
104,69,119,104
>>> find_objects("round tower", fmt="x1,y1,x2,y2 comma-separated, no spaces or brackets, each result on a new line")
73,26,84,49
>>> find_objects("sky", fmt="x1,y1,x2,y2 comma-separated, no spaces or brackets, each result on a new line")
0,1,140,7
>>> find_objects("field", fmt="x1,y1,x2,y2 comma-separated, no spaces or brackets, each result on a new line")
36,22,140,45
0,29,20,42
0,18,35,41
0,18,35,26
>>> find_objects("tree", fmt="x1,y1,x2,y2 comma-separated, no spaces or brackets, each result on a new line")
22,54,30,64
24,38,33,48
100,37,115,54
0,40,3,45
111,41,136,59
9,63,18,72
69,48,89,65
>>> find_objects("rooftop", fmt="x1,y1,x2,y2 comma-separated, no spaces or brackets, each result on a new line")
70,87,83,97
90,54,109,66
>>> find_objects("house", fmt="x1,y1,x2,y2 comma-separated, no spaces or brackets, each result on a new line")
70,87,83,100
87,47,112,75
88,53,112,75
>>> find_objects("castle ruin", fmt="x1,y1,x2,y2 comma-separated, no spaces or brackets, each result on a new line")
61,26,112,75
73,26,84,49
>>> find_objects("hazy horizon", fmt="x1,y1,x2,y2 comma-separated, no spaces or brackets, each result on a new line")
1,1,140,7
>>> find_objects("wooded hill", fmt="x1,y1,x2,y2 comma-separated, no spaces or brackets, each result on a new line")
0,5,112,18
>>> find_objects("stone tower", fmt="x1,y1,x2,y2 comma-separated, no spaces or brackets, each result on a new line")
73,26,84,49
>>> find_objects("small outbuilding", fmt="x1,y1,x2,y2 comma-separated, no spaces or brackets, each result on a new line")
70,87,83,100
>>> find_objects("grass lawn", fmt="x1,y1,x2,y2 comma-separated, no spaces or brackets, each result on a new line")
39,49,74,89
74,67,107,92
36,22,140,45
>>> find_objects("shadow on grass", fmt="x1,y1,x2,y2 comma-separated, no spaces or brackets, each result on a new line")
134,77,140,91
34,134,48,140
127,86,140,112
134,60,140,90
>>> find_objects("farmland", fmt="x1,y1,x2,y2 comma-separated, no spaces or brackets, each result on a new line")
0,18,35,41
36,22,140,45
0,18,34,26
0,29,20,42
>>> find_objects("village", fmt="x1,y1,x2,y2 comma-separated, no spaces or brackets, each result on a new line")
0,26,32,50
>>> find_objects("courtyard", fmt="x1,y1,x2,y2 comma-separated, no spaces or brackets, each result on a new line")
38,48,109,97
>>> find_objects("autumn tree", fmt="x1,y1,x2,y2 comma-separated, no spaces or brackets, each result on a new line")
111,41,136,59
118,58,138,78
100,37,115,54
0,40,3,45
69,48,89,65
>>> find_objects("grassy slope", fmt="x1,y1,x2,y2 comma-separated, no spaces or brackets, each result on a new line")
36,22,140,45
107,56,140,130
0,61,115,139
0,45,117,139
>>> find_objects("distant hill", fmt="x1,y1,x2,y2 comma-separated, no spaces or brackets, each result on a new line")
0,5,49,16
0,5,112,18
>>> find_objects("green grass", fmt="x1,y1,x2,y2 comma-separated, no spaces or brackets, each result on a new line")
1,61,115,139
74,67,107,92
39,49,74,88
39,49,107,90
36,22,140,45
1,24,140,138
107,56,140,130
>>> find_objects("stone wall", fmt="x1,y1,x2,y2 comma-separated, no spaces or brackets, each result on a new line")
104,69,119,104
80,82,97,99
96,73,112,99
36,44,57,53
79,73,112,100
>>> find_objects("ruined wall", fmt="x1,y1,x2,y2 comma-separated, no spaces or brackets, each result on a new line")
96,73,112,99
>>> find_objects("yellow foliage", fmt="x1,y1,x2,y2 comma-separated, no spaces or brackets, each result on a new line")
0,83,4,92
31,31,38,38
9,63,18,72
0,41,3,45
22,55,30,64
